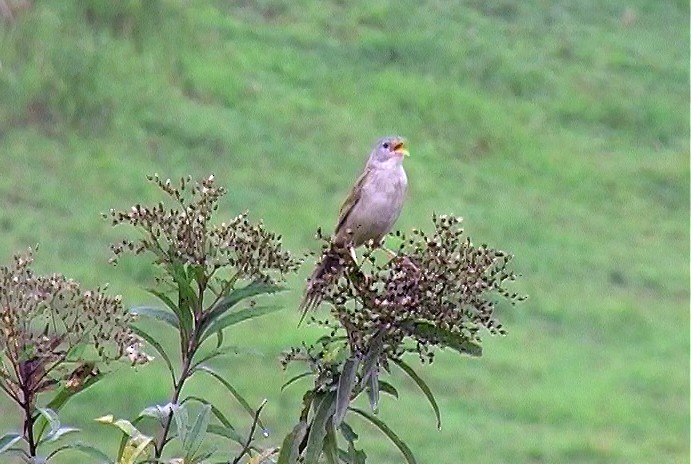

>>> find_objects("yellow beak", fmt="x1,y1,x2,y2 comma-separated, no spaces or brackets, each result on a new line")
393,141,409,157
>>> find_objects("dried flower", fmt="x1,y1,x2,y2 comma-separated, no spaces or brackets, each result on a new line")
0,250,139,405
293,214,524,367
106,174,301,284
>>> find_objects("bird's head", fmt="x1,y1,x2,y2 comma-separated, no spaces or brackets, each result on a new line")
369,136,409,166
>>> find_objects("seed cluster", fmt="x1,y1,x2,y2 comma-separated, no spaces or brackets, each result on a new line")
301,214,524,364
107,174,301,283
0,251,140,403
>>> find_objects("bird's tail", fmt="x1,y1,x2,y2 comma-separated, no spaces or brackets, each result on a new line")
298,245,349,326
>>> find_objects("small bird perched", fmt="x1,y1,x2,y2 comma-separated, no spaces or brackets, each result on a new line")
300,136,409,318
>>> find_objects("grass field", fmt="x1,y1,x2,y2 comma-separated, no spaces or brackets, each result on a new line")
0,1,688,463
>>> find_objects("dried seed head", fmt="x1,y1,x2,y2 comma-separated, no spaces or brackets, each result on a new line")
0,250,141,403
291,214,524,371
107,175,302,282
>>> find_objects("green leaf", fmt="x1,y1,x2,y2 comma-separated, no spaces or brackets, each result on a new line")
360,331,385,386
276,421,308,464
322,420,339,464
350,407,418,464
145,287,193,344
200,280,284,333
378,381,399,398
41,426,80,444
182,396,242,443
172,404,189,445
199,305,283,343
366,368,379,413
0,433,22,455
98,415,148,463
206,424,244,446
96,414,156,463
281,371,312,392
338,422,358,444
339,445,367,464
168,260,197,336
214,329,224,349
130,325,176,383
129,306,179,329
410,321,482,357
190,346,239,372
195,365,265,431
47,442,112,463
46,372,104,412
35,407,60,443
183,404,211,460
334,357,359,428
393,358,441,430
189,264,206,288
304,392,336,464
139,403,175,423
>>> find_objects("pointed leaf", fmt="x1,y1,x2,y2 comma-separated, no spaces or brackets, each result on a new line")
322,420,339,464
129,306,179,329
276,421,308,464
281,372,312,392
190,345,246,371
145,288,192,343
42,426,80,444
338,444,367,464
183,404,211,460
167,260,197,336
338,422,358,444
47,442,112,463
411,322,482,357
206,424,244,445
360,331,385,386
139,403,175,424
350,407,417,464
0,434,22,455
304,393,336,464
200,305,283,343
366,368,379,413
248,447,279,464
378,381,399,398
46,372,104,412
182,396,241,443
200,280,284,333
334,358,359,428
95,415,141,438
393,358,441,429
35,407,60,442
172,404,189,445
130,325,176,383
196,366,265,430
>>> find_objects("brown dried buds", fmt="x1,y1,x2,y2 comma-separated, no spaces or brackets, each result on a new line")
297,214,524,365
106,174,301,283
0,250,140,405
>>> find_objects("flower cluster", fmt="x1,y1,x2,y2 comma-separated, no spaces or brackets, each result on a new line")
0,250,140,404
106,174,301,283
298,214,524,365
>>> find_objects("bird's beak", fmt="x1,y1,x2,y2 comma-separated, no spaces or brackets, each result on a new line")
393,140,409,157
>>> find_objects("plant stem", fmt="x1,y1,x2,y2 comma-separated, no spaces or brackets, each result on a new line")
154,352,192,458
155,297,206,459
21,391,36,456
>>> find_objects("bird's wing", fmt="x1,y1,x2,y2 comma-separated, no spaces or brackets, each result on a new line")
334,165,371,237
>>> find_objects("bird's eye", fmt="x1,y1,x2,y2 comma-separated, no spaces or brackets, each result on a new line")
382,142,390,149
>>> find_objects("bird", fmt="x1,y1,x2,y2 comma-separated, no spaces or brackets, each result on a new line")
299,136,409,320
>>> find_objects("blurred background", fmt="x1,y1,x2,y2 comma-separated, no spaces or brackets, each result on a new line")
0,1,688,462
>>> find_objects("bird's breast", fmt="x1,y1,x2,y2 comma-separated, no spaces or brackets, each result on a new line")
344,166,407,246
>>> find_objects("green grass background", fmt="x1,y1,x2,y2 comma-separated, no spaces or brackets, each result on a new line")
0,1,688,462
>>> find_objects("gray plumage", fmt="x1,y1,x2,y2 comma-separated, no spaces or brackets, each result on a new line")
300,136,409,318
